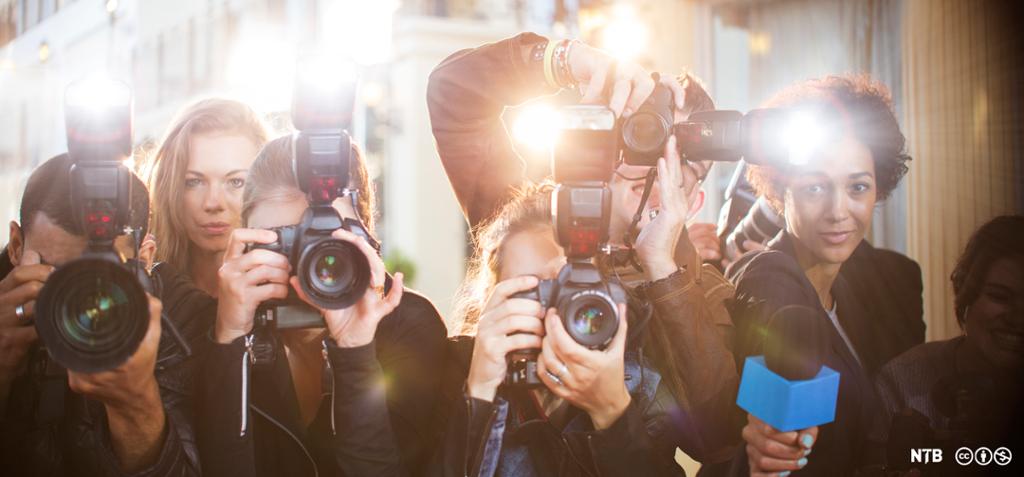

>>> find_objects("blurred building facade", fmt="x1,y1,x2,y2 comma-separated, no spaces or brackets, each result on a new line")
1,0,1021,355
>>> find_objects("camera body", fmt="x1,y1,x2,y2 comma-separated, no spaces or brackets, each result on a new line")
504,261,626,387
504,105,625,388
249,206,376,315
248,55,376,333
34,78,155,373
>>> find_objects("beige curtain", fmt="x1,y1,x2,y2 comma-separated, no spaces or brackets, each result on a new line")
902,0,1023,341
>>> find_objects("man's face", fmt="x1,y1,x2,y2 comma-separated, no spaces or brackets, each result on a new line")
608,164,658,243
17,214,88,267
12,213,135,267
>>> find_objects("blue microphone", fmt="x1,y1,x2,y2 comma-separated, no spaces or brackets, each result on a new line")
736,305,839,432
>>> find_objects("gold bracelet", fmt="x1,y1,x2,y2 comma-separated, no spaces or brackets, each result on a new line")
543,39,560,89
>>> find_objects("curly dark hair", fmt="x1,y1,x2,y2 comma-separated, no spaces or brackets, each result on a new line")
951,215,1024,328
746,75,911,210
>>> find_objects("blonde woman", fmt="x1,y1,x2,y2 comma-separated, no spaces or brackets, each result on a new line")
146,99,270,296
195,135,446,475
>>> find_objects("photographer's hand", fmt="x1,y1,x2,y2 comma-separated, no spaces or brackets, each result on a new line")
687,223,722,263
67,294,166,473
568,42,655,118
743,413,818,476
215,228,291,344
466,276,545,402
634,138,702,281
536,305,631,430
0,250,49,406
294,229,402,348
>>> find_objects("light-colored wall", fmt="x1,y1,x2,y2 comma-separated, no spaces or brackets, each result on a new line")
387,15,516,327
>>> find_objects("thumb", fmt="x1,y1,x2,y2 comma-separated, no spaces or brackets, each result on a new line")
609,303,628,354
145,294,163,346
21,249,40,266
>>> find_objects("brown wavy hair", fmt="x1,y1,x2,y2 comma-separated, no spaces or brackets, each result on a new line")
240,134,376,235
145,99,270,274
951,215,1024,328
452,181,555,334
746,75,911,210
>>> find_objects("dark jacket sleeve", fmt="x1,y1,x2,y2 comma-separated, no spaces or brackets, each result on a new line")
79,399,200,477
563,390,686,477
195,336,258,477
0,260,207,477
328,289,448,476
426,32,557,227
642,265,742,464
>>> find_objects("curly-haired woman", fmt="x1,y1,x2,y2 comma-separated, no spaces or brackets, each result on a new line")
726,75,913,475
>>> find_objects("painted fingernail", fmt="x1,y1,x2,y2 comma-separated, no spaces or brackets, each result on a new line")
800,434,814,448
778,472,790,477
798,457,808,468
803,448,812,457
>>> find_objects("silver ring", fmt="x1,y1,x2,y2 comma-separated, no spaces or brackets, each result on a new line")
545,370,564,386
15,304,26,321
558,362,571,378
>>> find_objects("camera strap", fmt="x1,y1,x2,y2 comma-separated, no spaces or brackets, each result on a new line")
620,167,658,273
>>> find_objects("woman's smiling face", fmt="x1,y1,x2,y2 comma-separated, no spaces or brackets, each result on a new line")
783,135,877,266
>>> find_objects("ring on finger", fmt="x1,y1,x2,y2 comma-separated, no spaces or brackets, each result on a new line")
545,370,564,386
15,304,26,322
557,362,570,378
374,285,385,300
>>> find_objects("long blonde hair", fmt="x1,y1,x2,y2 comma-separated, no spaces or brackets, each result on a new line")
146,98,270,274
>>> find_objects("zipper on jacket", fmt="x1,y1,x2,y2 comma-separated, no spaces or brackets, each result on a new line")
240,334,254,437
322,338,337,436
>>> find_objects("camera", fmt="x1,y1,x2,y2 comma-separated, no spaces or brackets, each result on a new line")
34,78,154,373
505,262,627,387
504,104,626,388
250,55,375,329
618,94,801,167
249,207,376,314
621,83,674,166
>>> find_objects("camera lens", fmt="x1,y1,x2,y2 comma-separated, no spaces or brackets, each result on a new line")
571,303,610,336
561,291,619,350
313,252,350,290
62,278,131,348
36,258,149,373
623,112,670,154
299,238,370,310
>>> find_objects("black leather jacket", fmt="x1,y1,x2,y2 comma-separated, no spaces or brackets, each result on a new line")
429,302,693,477
194,281,448,477
0,255,216,477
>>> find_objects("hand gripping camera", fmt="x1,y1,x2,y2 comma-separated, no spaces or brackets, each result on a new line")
247,59,376,331
34,78,156,373
505,105,628,388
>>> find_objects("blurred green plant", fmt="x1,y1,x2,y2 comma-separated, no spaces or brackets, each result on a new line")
384,248,418,286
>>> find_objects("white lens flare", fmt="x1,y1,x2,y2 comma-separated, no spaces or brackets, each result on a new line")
65,76,131,114
783,111,825,165
296,55,359,96
513,104,561,151
601,4,649,60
